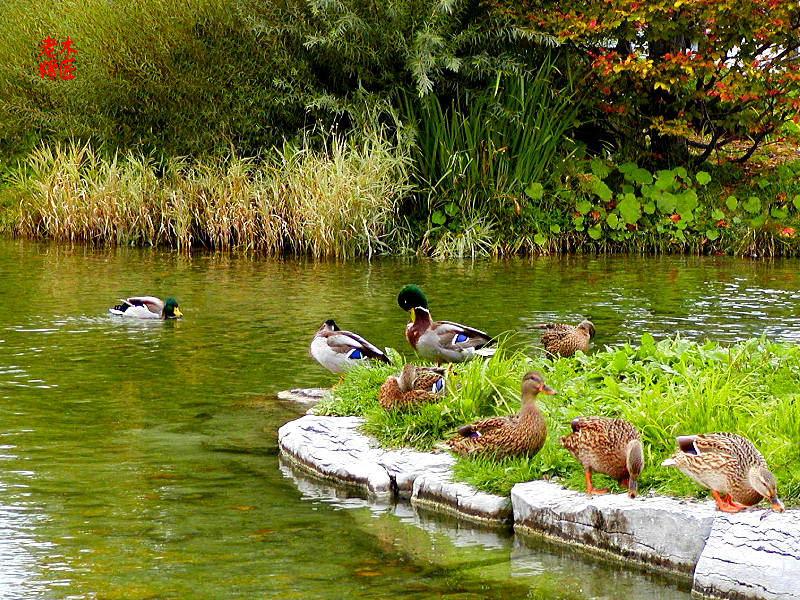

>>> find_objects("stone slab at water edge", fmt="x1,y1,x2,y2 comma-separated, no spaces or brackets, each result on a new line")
693,510,800,600
511,480,717,575
278,415,512,523
277,410,800,600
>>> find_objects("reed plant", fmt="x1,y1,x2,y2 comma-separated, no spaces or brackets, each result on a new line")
402,55,580,220
10,130,410,257
318,335,800,505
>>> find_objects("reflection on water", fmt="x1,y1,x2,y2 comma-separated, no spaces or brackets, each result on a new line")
2,238,800,598
280,459,691,600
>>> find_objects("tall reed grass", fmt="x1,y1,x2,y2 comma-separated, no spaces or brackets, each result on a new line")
11,132,410,257
403,56,580,213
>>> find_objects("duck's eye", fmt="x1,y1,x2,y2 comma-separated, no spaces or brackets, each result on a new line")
453,333,468,344
348,349,363,359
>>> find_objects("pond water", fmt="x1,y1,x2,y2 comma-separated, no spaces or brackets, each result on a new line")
2,237,800,599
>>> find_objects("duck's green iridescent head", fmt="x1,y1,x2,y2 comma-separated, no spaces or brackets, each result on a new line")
164,297,182,319
397,285,428,311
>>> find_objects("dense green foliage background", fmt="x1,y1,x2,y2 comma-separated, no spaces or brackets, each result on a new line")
2,0,799,256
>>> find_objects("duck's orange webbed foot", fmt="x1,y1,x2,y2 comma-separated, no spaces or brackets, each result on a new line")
584,470,608,495
711,490,746,513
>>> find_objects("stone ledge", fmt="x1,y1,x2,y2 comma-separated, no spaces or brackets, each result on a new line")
277,415,510,524
412,473,513,527
511,480,717,576
277,387,331,404
693,510,800,600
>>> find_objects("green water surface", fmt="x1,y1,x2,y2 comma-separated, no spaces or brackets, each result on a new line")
3,238,800,599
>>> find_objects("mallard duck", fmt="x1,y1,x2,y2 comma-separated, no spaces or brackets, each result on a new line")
445,371,553,458
378,363,445,411
534,320,594,357
308,319,390,374
397,285,495,364
109,296,182,319
559,417,644,498
660,432,784,513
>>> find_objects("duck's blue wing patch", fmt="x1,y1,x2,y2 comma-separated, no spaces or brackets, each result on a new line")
347,349,363,360
433,378,444,393
454,333,469,343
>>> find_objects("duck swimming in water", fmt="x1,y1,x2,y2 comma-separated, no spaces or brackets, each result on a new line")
109,296,182,320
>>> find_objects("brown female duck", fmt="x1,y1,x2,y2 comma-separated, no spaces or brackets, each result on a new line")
534,320,595,357
660,432,784,513
559,417,644,498
445,371,554,458
378,364,445,411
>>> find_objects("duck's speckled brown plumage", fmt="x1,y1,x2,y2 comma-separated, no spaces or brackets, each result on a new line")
535,320,595,357
661,432,784,513
559,417,643,498
445,371,554,459
378,364,445,411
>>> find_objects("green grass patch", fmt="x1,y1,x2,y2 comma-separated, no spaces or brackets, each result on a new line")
318,335,800,504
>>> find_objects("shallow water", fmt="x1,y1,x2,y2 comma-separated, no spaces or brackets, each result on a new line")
2,238,800,599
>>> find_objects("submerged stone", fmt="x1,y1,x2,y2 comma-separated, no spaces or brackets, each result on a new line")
277,388,331,404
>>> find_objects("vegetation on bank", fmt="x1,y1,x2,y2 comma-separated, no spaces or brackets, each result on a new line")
5,134,410,257
5,139,800,257
315,337,800,504
2,0,799,256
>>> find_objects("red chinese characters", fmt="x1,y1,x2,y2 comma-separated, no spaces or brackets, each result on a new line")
38,37,76,80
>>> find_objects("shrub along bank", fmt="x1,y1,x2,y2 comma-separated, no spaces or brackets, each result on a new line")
4,138,800,258
315,336,800,503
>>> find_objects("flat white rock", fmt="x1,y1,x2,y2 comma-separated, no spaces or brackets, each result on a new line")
278,415,454,498
693,509,800,600
277,388,331,404
511,480,717,574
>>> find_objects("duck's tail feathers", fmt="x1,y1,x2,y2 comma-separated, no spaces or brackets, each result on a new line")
627,439,644,477
374,350,391,364
433,440,452,452
108,304,126,315
660,457,677,467
475,347,496,358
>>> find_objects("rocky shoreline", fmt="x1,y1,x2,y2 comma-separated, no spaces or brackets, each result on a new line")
277,408,800,600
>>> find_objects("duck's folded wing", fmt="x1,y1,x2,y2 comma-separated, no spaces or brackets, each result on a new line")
325,331,390,363
569,416,608,434
458,415,516,437
686,433,740,456
125,296,164,313
435,320,495,350
540,324,572,342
